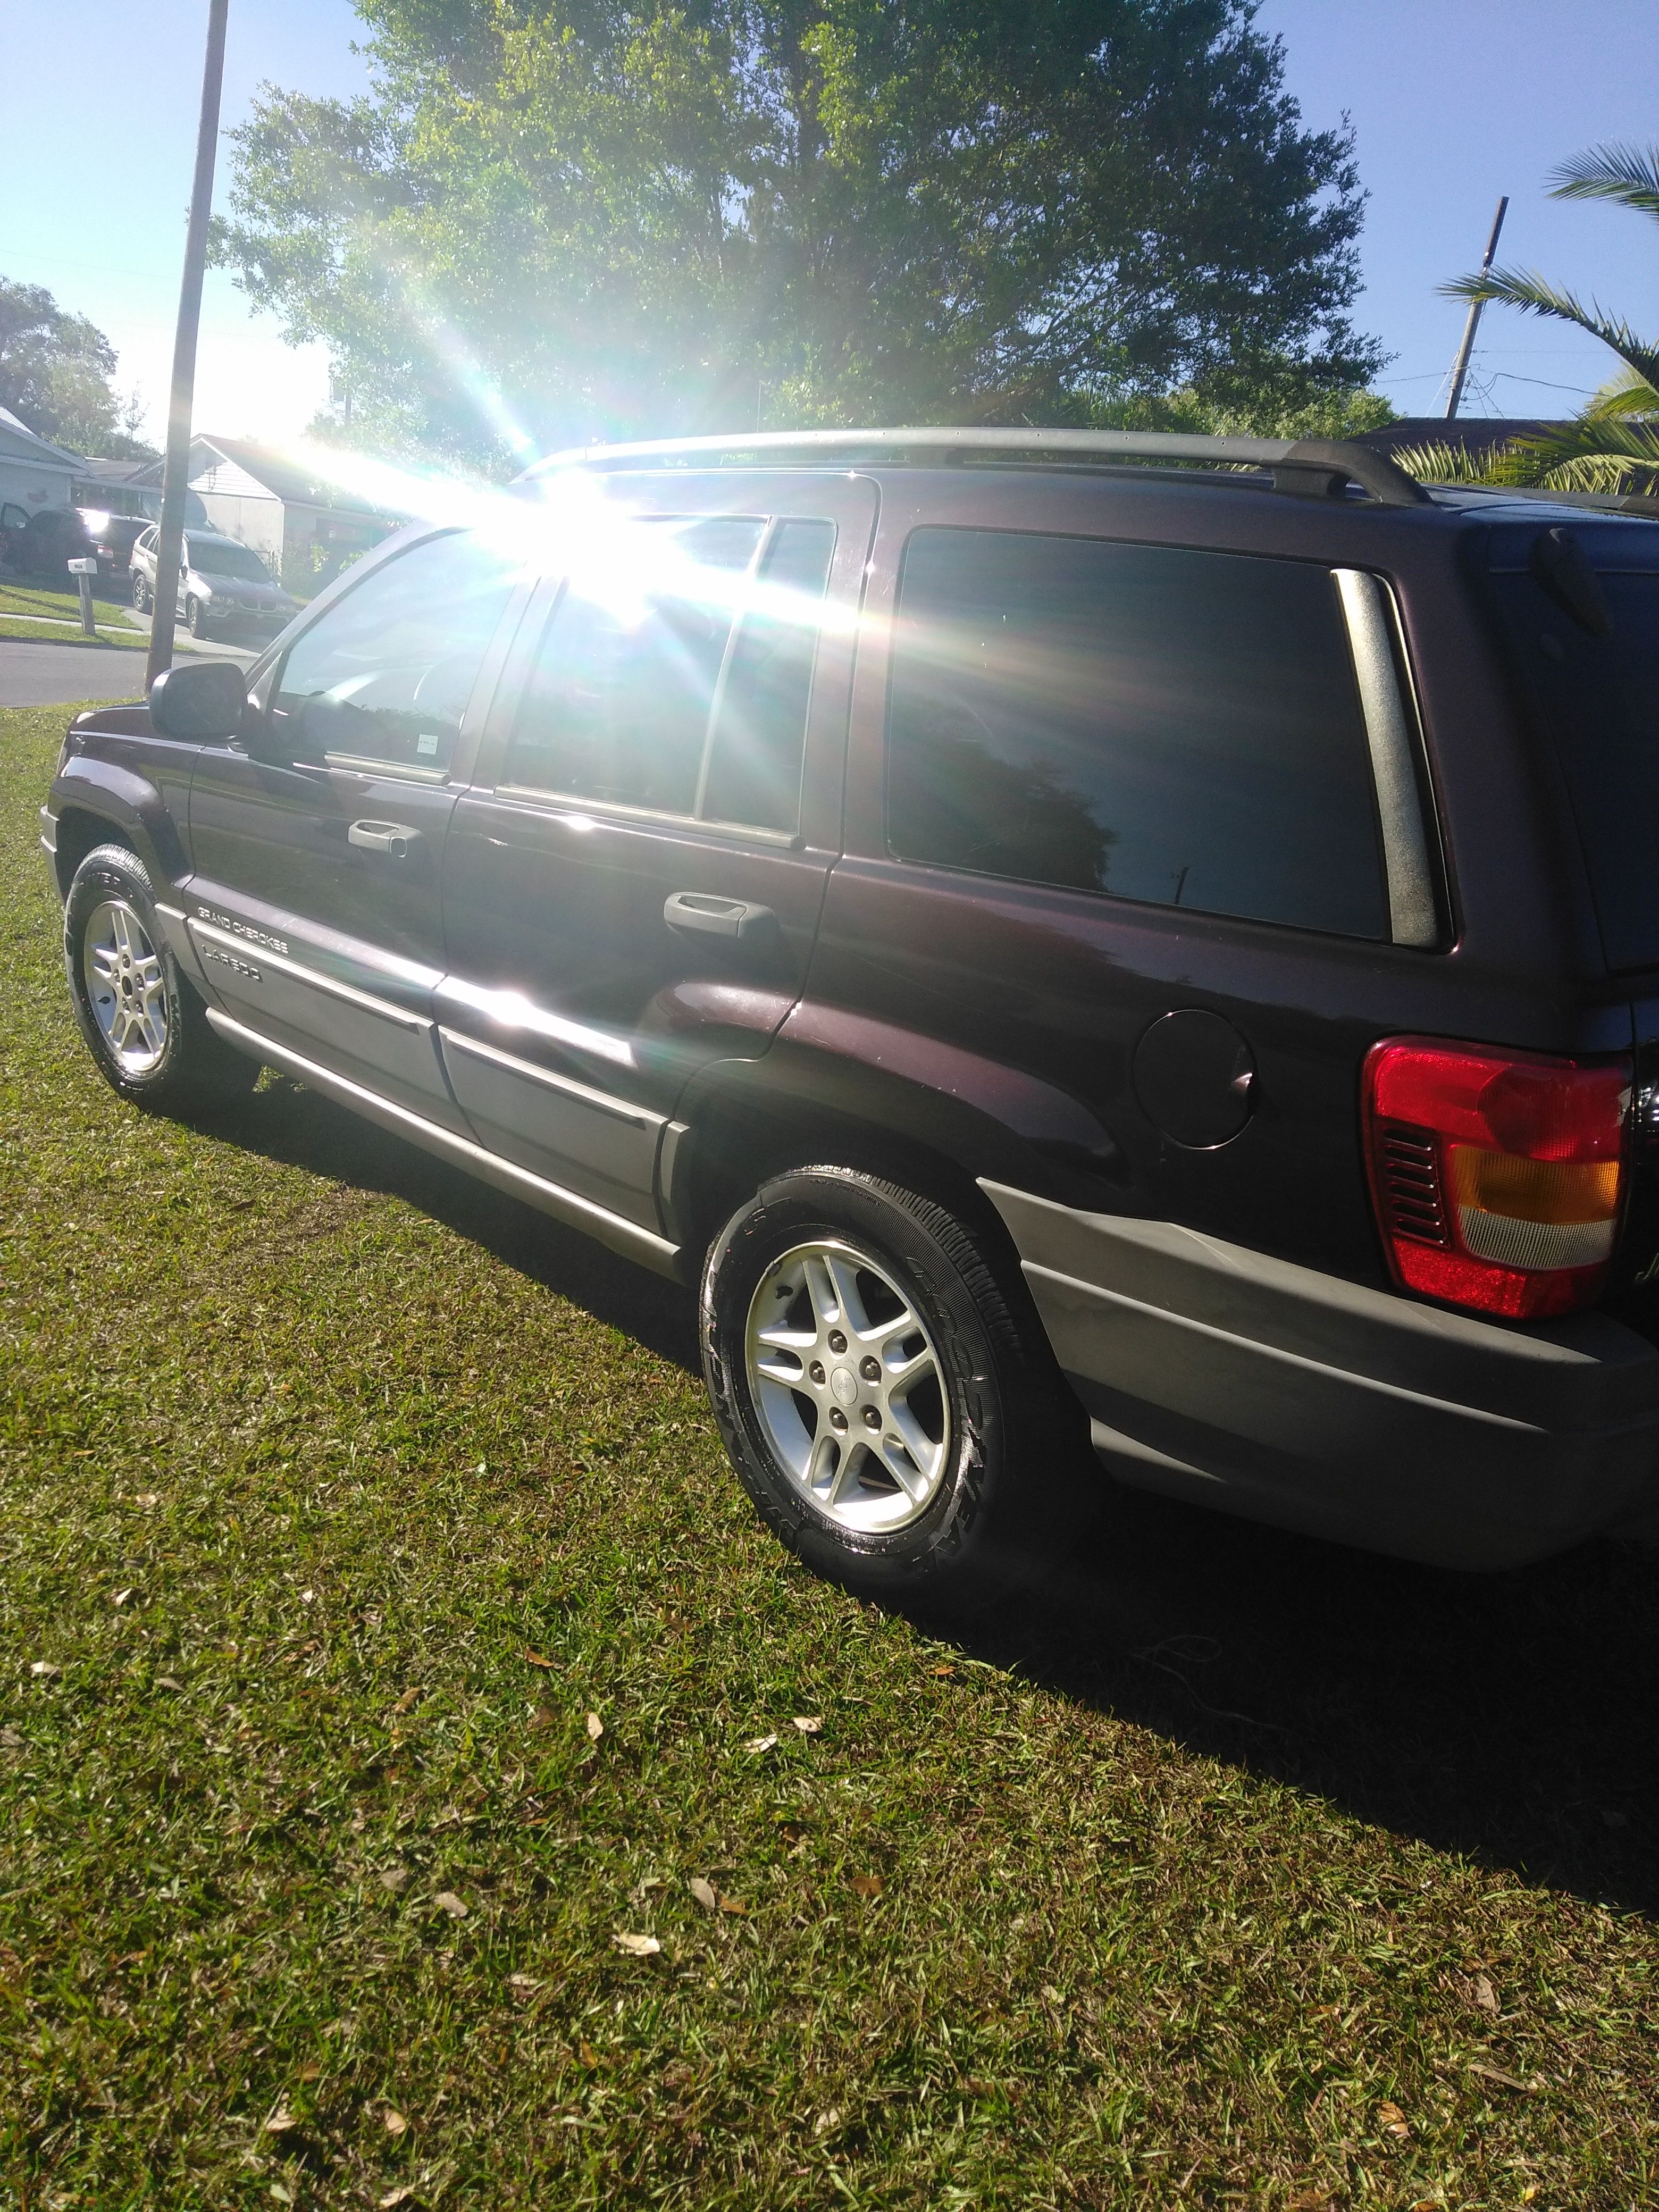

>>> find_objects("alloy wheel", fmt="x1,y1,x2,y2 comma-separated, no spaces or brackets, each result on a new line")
744,1237,951,1534
82,899,168,1074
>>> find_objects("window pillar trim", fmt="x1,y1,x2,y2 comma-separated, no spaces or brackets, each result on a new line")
1333,567,1442,950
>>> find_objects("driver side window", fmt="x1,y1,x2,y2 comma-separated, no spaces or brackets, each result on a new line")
272,531,520,774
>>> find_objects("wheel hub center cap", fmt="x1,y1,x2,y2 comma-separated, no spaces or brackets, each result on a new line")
830,1366,858,1406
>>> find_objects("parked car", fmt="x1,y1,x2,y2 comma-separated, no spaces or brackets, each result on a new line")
77,509,153,579
40,428,1659,1592
129,524,299,638
21,504,95,576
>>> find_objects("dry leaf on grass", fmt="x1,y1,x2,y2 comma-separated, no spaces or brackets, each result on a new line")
28,1662,59,1679
263,2107,297,2134
111,1588,133,1607
718,1896,749,1916
1285,2192,1335,2211
585,1711,604,1740
1376,2100,1411,2139
506,1972,541,1993
613,1931,661,1957
380,2190,418,2209
382,2105,409,2135
849,1874,884,1899
135,1493,159,1509
0,1728,24,1750
743,1734,778,1754
378,1867,409,1893
155,1677,184,1693
1473,1972,1498,2015
390,1686,421,1715
791,1715,823,1734
433,1891,467,1919
689,1877,718,1912
523,1647,557,1670
1469,2062,1535,2092
529,1705,556,1732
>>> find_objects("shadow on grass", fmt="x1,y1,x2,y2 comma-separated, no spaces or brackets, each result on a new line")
201,1074,1658,1919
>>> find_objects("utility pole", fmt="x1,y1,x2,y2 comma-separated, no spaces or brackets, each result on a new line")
1445,195,1509,421
145,0,230,693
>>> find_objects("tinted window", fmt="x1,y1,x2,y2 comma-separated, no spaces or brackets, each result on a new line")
505,514,832,832
700,519,835,831
1493,548,1659,969
886,528,1388,938
273,531,519,773
189,538,270,583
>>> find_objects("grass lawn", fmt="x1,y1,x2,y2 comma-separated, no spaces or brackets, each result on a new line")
0,583,136,624
2,700,1656,2210
0,618,143,649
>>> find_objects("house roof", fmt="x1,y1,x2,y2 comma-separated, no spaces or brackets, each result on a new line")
75,456,156,487
128,434,397,517
0,405,83,470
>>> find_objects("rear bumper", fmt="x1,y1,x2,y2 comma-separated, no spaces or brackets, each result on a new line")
981,1180,1659,1569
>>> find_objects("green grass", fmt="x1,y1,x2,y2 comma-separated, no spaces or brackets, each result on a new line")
3,701,1657,2210
0,617,143,649
0,583,133,623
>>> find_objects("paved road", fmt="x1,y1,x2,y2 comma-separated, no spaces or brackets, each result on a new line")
0,629,260,709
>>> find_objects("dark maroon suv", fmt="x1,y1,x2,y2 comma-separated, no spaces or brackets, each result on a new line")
40,429,1659,1590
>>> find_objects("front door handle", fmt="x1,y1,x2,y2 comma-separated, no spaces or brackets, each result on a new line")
349,819,422,859
663,891,776,941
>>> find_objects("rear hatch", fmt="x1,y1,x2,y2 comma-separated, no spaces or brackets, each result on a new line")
1486,513,1659,1291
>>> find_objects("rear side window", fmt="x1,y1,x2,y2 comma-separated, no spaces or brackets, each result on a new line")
886,527,1389,938
1491,540,1659,971
273,530,520,773
505,513,834,833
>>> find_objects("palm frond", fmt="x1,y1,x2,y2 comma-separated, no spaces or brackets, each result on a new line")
1439,265,1659,390
1584,365,1659,420
1511,416,1659,495
1549,143,1659,222
1389,440,1521,487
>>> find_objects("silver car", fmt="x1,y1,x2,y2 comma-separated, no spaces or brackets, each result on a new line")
130,526,300,640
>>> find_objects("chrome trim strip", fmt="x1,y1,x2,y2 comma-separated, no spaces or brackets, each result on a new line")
186,918,428,1031
1333,567,1439,950
438,1025,662,1128
491,784,802,849
204,1009,681,1276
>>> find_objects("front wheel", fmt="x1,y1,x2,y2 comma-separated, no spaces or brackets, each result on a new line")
186,596,210,639
701,1165,1076,1598
64,844,258,1113
132,573,150,612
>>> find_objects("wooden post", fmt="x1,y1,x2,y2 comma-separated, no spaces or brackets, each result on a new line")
69,557,98,636
1445,197,1510,421
145,0,230,693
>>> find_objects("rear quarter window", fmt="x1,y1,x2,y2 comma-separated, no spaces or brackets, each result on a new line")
885,526,1389,939
1490,531,1659,971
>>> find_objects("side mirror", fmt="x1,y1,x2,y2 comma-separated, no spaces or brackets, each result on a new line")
148,658,248,742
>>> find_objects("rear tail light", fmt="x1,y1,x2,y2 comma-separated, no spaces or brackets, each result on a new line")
1363,1037,1630,1319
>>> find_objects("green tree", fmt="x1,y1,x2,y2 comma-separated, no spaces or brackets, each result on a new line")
212,0,1385,472
1404,144,1659,494
0,280,155,458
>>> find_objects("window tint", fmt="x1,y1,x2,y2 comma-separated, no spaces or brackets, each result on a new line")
699,519,835,831
505,513,832,832
273,530,519,773
1493,552,1659,970
190,538,270,583
886,528,1388,938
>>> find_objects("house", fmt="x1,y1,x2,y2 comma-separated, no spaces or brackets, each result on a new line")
0,405,83,525
123,435,400,590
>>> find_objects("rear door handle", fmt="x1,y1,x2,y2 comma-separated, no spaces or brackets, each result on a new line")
663,891,776,940
349,819,422,858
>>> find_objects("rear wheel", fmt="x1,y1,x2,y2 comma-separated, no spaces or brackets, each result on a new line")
701,1164,1077,1597
64,844,257,1113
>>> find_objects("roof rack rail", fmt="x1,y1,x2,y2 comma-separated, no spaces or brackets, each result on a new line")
519,426,1430,509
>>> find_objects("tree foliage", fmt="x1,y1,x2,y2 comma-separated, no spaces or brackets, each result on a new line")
1420,144,1659,496
213,0,1385,471
0,280,154,458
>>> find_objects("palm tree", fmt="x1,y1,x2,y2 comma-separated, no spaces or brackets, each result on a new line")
1397,145,1659,493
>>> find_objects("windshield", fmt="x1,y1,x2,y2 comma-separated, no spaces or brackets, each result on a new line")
189,540,271,583
1493,529,1659,970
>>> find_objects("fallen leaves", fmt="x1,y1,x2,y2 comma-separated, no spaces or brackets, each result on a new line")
154,1676,184,1694
382,2105,409,2136
585,1711,604,1741
378,1867,409,1894
791,1715,822,1734
111,1587,133,1607
849,1874,884,1900
523,1648,557,1670
263,2106,297,2134
743,1735,778,1755
28,1661,59,1679
689,1877,718,1913
379,2190,417,2209
433,1891,467,1919
1473,1971,1498,2016
1376,2100,1411,2139
1468,2062,1536,2093
529,1705,556,1732
611,1931,661,1957
0,1727,23,1751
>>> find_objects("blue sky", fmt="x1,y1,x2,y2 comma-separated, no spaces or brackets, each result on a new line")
0,0,1654,448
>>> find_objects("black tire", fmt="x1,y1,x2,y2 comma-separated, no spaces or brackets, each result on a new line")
701,1164,1078,1599
132,572,149,612
187,596,210,639
64,843,258,1113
